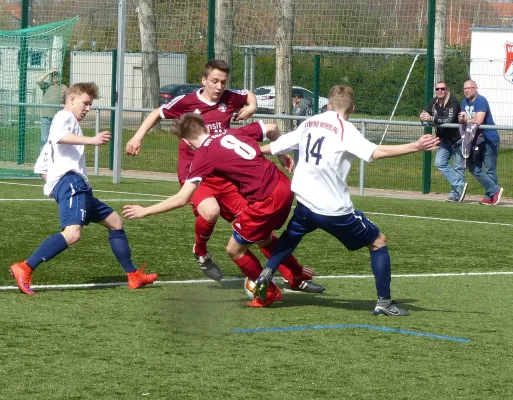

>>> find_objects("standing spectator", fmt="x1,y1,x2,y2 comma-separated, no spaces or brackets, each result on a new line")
420,81,465,202
37,68,68,150
458,80,502,205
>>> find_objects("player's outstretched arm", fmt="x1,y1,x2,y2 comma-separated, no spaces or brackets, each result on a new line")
126,108,162,155
58,131,111,146
123,182,198,220
372,134,439,160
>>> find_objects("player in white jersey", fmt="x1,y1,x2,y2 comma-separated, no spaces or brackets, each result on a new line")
254,85,439,316
9,82,157,295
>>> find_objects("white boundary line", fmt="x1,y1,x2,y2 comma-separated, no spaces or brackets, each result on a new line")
366,212,513,227
0,181,169,198
0,199,162,202
1,271,512,292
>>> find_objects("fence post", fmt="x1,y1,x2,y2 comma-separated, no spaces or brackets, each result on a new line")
109,49,117,171
94,109,100,176
207,0,215,61
422,0,436,194
312,55,320,114
359,121,366,196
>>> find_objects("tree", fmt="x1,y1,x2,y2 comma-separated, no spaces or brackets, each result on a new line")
137,0,160,125
215,0,237,86
274,0,294,132
434,0,447,84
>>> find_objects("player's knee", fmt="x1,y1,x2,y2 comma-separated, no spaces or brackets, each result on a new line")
62,226,82,245
368,233,387,251
101,211,124,230
226,236,247,260
108,212,124,230
197,198,220,222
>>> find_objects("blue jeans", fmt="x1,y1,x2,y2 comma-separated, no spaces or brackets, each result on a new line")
435,140,465,198
40,117,52,151
469,137,500,199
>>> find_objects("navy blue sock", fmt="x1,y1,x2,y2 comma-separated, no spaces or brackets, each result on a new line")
370,246,391,299
26,233,69,269
109,229,137,273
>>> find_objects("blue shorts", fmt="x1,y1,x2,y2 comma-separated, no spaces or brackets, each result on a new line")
53,172,114,229
287,202,380,251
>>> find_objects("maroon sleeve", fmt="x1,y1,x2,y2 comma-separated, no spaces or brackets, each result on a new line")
227,89,249,109
159,95,187,120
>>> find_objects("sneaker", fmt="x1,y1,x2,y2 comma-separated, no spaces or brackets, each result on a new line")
457,183,468,203
9,261,35,295
373,299,410,316
284,279,326,294
193,245,223,281
246,284,282,307
480,197,493,205
445,195,458,203
126,264,158,289
254,267,274,301
491,187,503,205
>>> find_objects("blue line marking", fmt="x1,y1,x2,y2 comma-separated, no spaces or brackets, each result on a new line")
232,323,471,343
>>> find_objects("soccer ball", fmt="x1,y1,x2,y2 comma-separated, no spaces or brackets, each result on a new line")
243,277,276,299
244,277,257,299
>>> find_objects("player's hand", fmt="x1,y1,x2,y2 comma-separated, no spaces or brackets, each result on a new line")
91,131,111,146
278,154,294,173
234,105,256,121
126,137,142,155
416,134,440,151
122,205,148,220
419,111,430,122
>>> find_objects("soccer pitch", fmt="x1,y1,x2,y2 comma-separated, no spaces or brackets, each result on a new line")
1,178,512,399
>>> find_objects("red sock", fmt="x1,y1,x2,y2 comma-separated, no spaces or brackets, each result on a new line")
233,251,263,281
259,233,303,281
194,215,216,256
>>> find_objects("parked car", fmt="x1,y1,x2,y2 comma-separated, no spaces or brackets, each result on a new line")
159,84,202,106
254,85,329,114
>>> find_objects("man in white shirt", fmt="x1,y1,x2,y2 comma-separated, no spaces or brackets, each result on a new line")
9,82,158,295
255,85,439,316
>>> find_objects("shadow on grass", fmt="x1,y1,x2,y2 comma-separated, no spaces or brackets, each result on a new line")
270,294,486,314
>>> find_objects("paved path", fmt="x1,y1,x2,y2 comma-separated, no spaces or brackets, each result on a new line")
89,167,513,207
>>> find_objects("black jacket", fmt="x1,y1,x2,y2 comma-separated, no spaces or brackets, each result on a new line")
425,92,461,144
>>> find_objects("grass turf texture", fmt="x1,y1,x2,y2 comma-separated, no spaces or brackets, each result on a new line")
1,178,513,399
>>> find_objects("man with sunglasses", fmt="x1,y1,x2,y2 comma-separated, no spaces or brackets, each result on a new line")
420,81,465,202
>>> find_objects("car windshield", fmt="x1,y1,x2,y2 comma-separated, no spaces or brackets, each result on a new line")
254,88,272,95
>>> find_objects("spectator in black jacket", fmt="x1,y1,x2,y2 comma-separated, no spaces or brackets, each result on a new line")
420,81,466,202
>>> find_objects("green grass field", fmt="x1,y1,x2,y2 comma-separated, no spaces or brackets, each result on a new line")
1,178,513,399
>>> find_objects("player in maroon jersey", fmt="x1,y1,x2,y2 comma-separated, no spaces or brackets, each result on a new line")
125,60,319,292
123,113,326,307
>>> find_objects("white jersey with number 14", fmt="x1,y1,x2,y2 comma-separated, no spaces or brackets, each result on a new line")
270,111,377,216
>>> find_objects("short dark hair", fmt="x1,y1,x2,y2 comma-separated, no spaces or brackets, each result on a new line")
203,59,230,78
170,113,207,140
293,93,304,98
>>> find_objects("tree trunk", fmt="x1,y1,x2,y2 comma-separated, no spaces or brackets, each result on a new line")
275,0,295,133
434,0,447,84
137,0,161,128
215,0,237,86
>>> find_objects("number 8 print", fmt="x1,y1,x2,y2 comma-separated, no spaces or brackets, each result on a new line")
220,134,257,160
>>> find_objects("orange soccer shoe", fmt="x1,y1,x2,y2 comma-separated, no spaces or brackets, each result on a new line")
127,264,158,289
246,284,283,308
10,261,35,295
